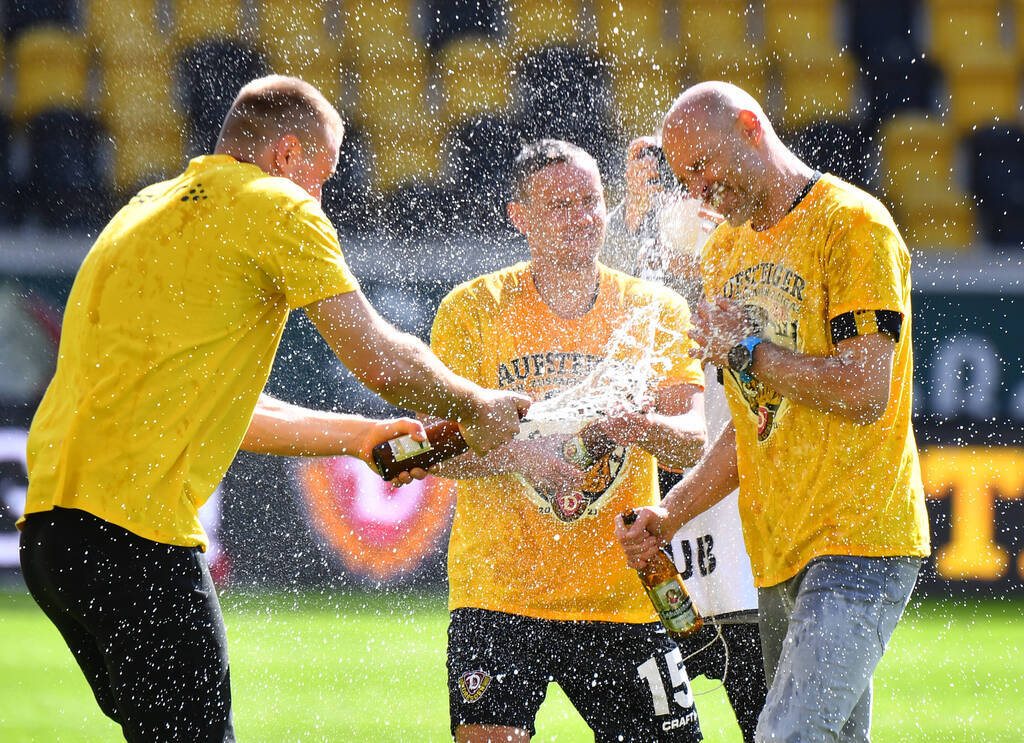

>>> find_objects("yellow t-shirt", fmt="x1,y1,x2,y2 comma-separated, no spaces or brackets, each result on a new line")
432,262,704,622
21,155,359,548
700,173,930,588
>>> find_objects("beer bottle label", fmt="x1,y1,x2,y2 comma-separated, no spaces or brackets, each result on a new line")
647,577,699,633
388,434,433,462
562,435,594,469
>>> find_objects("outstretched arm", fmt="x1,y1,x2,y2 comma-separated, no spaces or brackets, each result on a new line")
305,291,529,454
241,393,428,478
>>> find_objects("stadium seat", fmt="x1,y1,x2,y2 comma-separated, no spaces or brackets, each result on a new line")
763,0,842,60
693,50,769,103
355,50,430,128
609,59,682,142
177,39,267,155
879,114,976,250
848,0,920,65
343,0,418,64
109,120,186,194
255,1,342,102
594,0,670,62
926,0,1007,68
0,113,22,227
379,180,453,240
173,0,245,48
437,36,513,126
3,0,77,39
678,0,754,68
445,113,522,233
965,126,1024,246
503,0,582,57
424,0,501,48
10,25,90,123
777,52,858,129
945,57,1021,135
321,122,373,234
25,109,111,231
785,119,872,188
367,120,443,193
86,0,162,61
99,55,177,130
861,56,941,130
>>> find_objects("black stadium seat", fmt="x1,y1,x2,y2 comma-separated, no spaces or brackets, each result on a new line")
25,108,111,231
424,0,501,49
177,39,267,156
786,119,873,188
965,126,1024,247
445,113,522,234
3,0,77,39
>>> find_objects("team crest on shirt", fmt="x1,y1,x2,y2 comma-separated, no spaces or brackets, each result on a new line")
719,270,804,442
458,670,491,703
528,443,629,522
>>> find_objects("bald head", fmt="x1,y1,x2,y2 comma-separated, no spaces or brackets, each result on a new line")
663,81,772,141
217,75,344,154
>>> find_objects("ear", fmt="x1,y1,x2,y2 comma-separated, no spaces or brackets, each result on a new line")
507,201,528,235
737,110,763,145
272,134,303,171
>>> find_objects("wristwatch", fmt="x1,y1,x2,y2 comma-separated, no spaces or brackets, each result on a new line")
727,336,763,383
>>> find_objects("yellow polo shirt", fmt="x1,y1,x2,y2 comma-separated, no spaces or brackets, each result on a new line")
21,155,359,548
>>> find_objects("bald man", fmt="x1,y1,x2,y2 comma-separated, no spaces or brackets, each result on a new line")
18,75,527,742
617,82,930,742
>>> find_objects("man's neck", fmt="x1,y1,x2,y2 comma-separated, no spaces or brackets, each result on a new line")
750,155,817,232
530,260,600,319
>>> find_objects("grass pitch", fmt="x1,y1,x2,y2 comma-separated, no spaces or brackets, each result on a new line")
0,589,1021,742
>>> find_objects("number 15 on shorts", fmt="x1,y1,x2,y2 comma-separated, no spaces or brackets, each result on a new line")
637,647,695,716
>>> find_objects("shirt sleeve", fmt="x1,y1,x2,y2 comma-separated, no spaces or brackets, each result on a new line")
653,290,705,390
262,199,360,310
431,288,485,386
826,212,908,320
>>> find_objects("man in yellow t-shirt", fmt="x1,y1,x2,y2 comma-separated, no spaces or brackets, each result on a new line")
433,140,708,743
617,83,930,743
18,76,528,742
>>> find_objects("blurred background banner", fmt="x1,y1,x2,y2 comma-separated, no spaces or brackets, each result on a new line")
0,0,1022,594
0,262,1021,595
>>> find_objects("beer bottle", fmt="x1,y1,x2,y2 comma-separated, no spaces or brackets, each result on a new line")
561,422,617,469
372,419,468,480
622,509,703,638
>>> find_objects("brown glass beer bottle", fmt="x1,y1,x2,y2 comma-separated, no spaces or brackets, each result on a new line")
372,419,469,480
622,509,703,638
561,422,617,468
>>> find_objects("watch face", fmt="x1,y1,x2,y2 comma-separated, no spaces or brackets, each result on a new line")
728,343,751,373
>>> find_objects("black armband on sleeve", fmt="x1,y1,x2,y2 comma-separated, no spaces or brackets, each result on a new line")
830,309,903,344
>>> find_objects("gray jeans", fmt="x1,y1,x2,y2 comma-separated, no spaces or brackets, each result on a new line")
755,555,922,743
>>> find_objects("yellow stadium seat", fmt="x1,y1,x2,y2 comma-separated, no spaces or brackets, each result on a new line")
679,0,754,66
366,120,443,191
438,36,512,125
99,53,178,131
899,195,977,252
776,52,857,129
356,51,430,128
694,50,768,102
610,59,683,141
763,0,840,60
594,0,670,62
927,0,1007,68
343,0,418,63
173,0,245,48
11,26,90,122
256,0,336,68
946,54,1021,134
878,114,970,236
110,119,186,193
87,0,163,60
503,0,582,57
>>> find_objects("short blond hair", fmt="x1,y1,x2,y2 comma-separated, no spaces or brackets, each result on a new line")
217,75,344,150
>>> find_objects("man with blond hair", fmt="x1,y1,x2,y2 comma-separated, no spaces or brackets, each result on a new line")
617,82,929,742
18,75,527,742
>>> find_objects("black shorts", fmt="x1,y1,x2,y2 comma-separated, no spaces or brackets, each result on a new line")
19,507,234,743
447,608,702,743
673,622,767,743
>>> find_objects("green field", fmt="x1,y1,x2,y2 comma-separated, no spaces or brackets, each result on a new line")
0,589,1021,742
